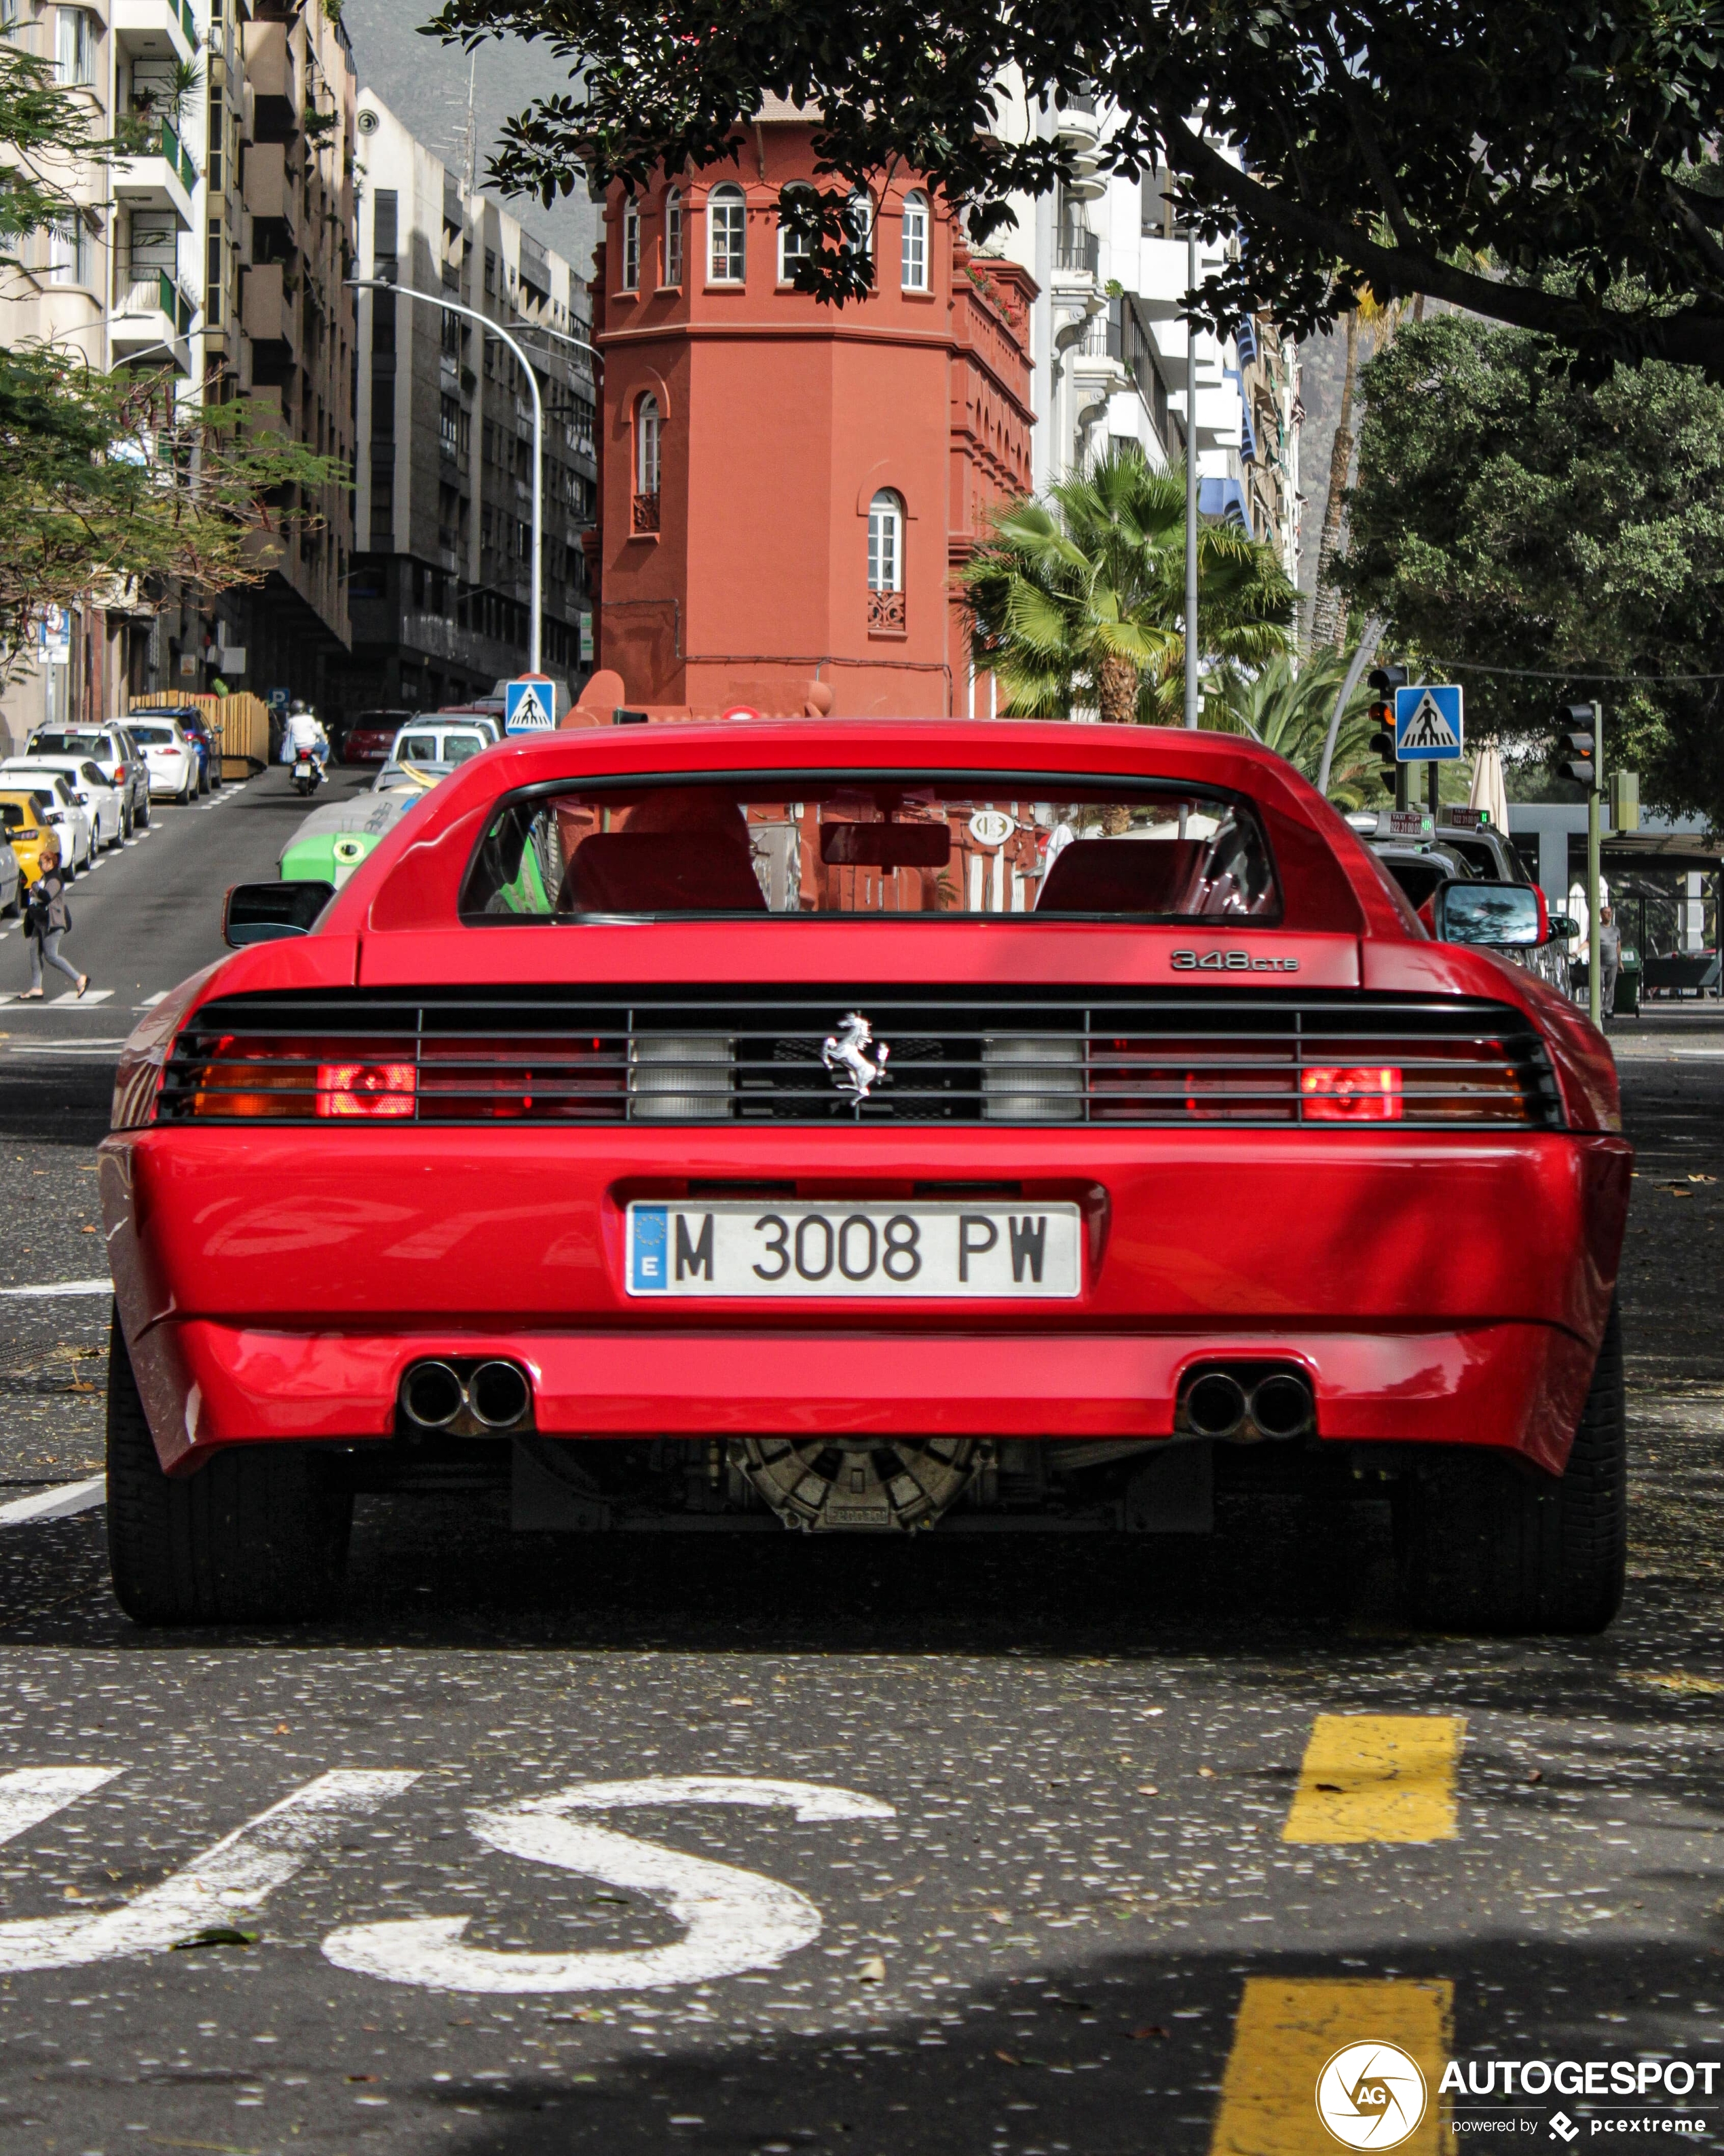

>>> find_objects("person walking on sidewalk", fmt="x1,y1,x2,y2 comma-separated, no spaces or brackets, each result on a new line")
17,843,88,1001
1598,903,1622,1028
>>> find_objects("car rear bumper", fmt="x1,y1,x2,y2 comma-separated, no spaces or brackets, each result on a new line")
100,1124,1631,1475
121,1312,1597,1479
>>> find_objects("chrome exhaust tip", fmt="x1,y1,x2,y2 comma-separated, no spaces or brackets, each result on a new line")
401,1360,465,1430
1250,1372,1314,1439
468,1360,531,1431
1184,1372,1249,1440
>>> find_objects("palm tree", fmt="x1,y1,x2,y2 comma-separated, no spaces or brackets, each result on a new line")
1203,647,1383,809
1309,280,1401,650
957,445,1297,726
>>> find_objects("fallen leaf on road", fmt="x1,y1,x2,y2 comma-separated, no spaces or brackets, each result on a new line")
1626,1671,1724,1695
995,2049,1021,2066
857,1956,886,1984
1137,1784,1159,1796
170,1926,256,1951
1689,1174,1717,1184
344,2075,377,2085
1197,1766,1216,1779
1526,1768,1543,1784
1129,2025,1169,2041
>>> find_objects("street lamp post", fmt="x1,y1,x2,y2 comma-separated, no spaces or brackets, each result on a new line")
347,276,545,674
1183,227,1199,729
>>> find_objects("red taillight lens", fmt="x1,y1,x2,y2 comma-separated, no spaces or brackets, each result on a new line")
316,1062,416,1117
1300,1065,1404,1121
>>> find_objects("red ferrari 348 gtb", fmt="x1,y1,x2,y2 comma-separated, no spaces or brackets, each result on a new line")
100,720,1630,1630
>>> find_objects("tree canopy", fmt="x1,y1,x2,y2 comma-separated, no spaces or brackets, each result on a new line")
425,0,1724,374
1333,312,1724,823
957,447,1296,725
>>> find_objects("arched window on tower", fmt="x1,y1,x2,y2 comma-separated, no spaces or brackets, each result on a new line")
663,187,683,286
867,489,905,633
846,188,875,270
707,184,746,283
778,184,814,284
633,394,661,532
901,191,929,290
620,200,641,291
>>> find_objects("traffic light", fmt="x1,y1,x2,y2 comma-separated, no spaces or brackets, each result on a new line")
1367,666,1408,794
1559,701,1600,788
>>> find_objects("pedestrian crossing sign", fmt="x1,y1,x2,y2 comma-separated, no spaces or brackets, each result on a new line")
504,675,557,734
1394,684,1463,761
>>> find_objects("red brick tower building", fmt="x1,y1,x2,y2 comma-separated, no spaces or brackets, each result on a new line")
586,112,1036,717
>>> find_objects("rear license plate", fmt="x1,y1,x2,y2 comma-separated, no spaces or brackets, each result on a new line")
625,1201,1082,1299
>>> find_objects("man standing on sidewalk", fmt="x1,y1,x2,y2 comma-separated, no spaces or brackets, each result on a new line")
1598,902,1622,1027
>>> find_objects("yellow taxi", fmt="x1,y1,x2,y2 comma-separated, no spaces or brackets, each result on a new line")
0,790,57,889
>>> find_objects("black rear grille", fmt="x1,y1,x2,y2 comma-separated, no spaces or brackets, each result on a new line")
157,987,1566,1130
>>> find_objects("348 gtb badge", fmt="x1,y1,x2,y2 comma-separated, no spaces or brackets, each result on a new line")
101,719,1630,1631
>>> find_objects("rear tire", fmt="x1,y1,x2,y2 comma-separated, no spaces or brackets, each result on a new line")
1396,1299,1626,1633
138,799,150,830
105,1307,352,1625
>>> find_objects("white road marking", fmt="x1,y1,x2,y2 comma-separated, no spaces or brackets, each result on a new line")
0,1769,121,1842
0,1280,110,1298
0,1477,105,1525
139,991,168,1007
322,1775,895,1995
49,988,112,1005
0,1769,421,1973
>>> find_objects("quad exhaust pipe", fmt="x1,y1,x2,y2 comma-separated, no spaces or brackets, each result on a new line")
1181,1365,1314,1443
400,1357,533,1434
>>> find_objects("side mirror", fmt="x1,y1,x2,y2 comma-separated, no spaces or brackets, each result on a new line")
1431,878,1545,948
1547,914,1581,942
223,880,335,947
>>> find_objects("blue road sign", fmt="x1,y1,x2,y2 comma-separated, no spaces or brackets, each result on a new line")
1394,683,1463,762
504,675,557,734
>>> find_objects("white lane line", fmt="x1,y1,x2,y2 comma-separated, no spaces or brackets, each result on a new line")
0,1280,111,1299
49,988,112,1005
139,991,168,1007
0,1477,105,1525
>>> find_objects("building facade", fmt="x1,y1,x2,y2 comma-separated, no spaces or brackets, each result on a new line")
982,86,1302,580
341,90,596,716
588,113,1036,715
0,0,359,748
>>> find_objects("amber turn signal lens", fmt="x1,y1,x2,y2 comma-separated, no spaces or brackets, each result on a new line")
1299,1065,1404,1121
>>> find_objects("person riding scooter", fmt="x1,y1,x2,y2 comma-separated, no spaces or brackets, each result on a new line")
281,701,329,777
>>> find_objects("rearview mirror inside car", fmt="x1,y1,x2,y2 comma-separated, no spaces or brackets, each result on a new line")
223,880,335,946
1431,878,1543,948
820,821,952,868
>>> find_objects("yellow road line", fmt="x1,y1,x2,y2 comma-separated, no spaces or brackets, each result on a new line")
1281,1715,1464,1844
1209,1977,1453,2155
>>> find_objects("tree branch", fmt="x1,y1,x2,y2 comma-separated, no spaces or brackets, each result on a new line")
1157,106,1724,371
1313,22,1416,249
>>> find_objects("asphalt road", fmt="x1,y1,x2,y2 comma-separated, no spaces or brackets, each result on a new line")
0,805,1718,2156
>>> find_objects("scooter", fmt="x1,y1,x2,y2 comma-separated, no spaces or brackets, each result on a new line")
291,746,324,798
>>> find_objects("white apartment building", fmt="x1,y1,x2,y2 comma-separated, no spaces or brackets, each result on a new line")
980,86,1302,580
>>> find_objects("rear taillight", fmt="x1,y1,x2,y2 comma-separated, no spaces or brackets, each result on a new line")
316,1062,415,1117
160,1035,629,1122
1300,1065,1404,1122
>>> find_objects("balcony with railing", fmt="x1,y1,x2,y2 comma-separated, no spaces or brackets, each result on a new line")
110,265,195,368
113,117,197,227
631,490,661,536
867,588,906,636
1052,231,1100,281
113,0,196,65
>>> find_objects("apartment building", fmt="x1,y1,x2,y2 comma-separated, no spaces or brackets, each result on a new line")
342,89,596,715
983,86,1302,579
0,0,359,745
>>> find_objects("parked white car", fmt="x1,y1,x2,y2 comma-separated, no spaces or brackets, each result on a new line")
118,718,200,802
0,770,92,870
1,756,124,849
26,723,150,831
390,721,495,767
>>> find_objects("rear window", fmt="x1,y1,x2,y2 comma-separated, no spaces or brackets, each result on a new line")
128,725,174,745
29,732,106,757
397,735,440,763
460,775,1281,923
443,736,483,764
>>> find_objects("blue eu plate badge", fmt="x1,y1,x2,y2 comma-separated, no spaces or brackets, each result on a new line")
630,1206,669,1293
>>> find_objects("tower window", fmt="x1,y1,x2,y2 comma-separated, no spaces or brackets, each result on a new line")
901,191,929,290
778,186,813,284
867,488,905,633
707,185,746,284
620,200,640,291
633,394,661,532
663,187,683,285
